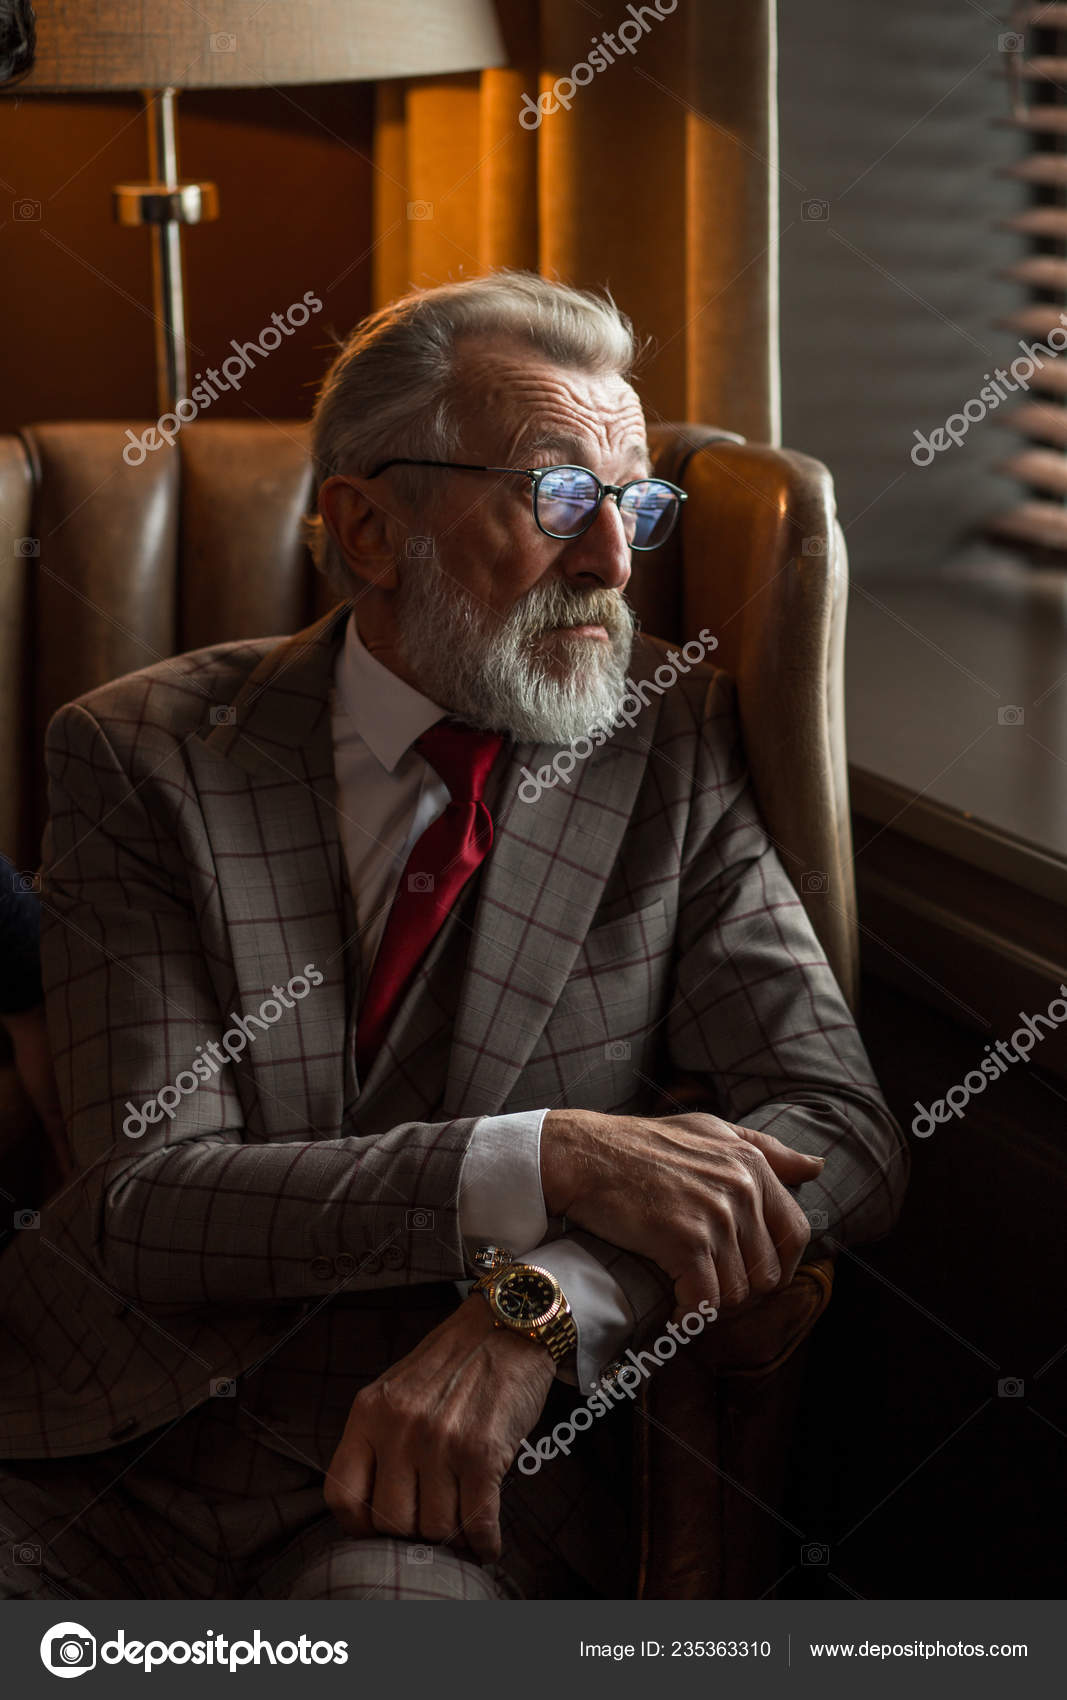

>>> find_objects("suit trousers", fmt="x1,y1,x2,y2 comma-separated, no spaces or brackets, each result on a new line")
0,1375,634,1602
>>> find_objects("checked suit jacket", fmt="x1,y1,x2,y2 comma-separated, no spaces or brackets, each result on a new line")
0,602,907,1460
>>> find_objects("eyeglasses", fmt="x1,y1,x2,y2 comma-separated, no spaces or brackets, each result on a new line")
367,458,687,551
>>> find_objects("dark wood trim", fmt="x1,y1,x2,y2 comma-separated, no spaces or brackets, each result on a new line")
851,769,1067,1082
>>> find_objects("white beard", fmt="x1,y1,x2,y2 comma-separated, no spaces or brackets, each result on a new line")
392,557,636,745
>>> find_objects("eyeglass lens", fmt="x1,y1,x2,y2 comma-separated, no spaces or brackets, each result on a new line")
535,467,679,548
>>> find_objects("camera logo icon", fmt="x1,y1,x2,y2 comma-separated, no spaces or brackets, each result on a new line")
604,1040,631,1061
14,198,41,221
12,869,40,893
802,199,830,222
999,32,1024,53
806,1208,829,1231
408,871,434,893
210,31,237,52
407,201,434,221
801,536,826,556
406,536,436,558
998,1377,1024,1398
14,1209,40,1230
801,1542,830,1565
408,1544,434,1563
405,1207,434,1231
997,705,1024,726
209,1377,236,1397
210,704,237,726
40,1621,97,1677
801,870,828,894
14,537,40,556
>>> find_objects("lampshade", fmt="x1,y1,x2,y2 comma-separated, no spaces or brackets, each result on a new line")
17,0,506,91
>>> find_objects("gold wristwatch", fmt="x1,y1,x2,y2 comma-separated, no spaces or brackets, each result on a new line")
471,1246,577,1365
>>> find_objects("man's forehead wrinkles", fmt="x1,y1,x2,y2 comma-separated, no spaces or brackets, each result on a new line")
508,393,642,431
461,354,639,410
455,347,647,467
498,391,646,460
492,370,636,409
507,420,648,467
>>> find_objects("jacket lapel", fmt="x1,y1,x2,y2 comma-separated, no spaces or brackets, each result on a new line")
444,725,651,1116
196,601,350,788
194,603,358,1133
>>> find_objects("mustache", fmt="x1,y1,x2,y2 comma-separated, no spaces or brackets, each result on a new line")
509,580,633,640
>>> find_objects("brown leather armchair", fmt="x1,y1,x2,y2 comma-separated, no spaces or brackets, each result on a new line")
0,419,853,1599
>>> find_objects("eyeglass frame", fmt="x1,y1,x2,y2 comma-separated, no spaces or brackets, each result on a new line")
365,457,688,550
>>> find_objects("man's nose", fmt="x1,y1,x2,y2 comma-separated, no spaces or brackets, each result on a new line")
558,498,632,591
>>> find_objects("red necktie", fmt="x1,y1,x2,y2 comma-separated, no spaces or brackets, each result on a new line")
356,719,505,1075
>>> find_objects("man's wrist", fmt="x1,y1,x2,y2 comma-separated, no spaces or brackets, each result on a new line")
461,1293,556,1383
540,1107,600,1217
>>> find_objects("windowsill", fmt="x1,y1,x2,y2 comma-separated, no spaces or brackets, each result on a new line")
845,548,1067,1077
847,547,1067,860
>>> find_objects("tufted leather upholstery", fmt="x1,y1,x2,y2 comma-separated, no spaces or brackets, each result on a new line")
0,418,851,1597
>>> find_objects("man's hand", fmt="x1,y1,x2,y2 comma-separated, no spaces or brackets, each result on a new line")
541,1109,824,1318
324,1293,555,1564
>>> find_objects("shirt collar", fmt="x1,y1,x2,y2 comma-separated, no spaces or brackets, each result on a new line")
334,610,444,774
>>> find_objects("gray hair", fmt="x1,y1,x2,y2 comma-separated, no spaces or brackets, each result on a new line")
303,270,638,600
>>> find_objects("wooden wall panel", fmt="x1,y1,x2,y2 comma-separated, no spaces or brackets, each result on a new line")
0,84,377,432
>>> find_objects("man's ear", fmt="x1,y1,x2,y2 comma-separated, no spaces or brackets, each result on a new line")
318,475,403,590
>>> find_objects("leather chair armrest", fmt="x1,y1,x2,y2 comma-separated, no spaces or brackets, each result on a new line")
634,1262,834,1600
694,1257,834,1377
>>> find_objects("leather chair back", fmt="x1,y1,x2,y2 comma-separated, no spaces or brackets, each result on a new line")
0,418,858,1008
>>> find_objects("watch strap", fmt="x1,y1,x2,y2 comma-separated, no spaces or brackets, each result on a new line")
540,1307,578,1363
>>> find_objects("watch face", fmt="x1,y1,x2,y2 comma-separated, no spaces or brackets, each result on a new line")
495,1267,557,1325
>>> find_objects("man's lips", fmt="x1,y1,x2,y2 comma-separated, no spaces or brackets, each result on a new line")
541,621,609,641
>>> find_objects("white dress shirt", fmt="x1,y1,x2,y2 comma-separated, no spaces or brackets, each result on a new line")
330,612,633,1390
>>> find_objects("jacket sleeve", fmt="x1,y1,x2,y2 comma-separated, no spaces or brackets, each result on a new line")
39,700,483,1308
549,672,910,1355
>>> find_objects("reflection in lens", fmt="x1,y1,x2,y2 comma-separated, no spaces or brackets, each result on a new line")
620,480,679,549
536,467,600,536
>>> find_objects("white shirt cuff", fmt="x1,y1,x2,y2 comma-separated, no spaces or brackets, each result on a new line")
457,1108,548,1258
526,1237,635,1393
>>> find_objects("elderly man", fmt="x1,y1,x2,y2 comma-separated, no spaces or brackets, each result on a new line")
0,271,906,1601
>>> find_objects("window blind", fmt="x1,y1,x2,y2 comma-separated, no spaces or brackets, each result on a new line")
991,2,1067,550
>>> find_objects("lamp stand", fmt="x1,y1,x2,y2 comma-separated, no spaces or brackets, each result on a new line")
113,88,219,415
